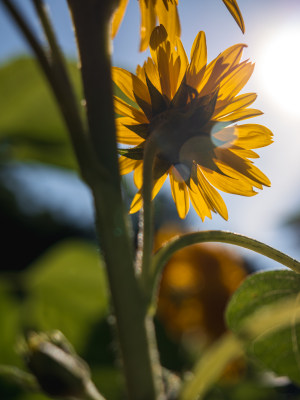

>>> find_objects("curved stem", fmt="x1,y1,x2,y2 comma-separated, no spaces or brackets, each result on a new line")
152,230,300,303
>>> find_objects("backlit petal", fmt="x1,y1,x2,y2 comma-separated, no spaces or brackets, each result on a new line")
155,0,181,45
234,124,273,148
216,108,263,122
115,118,145,145
111,0,129,38
221,0,245,33
170,168,190,219
201,166,256,196
112,67,150,103
119,156,141,175
140,0,156,52
196,166,228,220
114,96,149,122
214,92,257,118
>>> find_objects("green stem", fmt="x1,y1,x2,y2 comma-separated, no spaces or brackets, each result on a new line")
67,2,162,399
152,230,300,304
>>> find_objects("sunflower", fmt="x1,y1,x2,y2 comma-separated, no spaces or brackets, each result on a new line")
112,25,273,221
111,0,244,52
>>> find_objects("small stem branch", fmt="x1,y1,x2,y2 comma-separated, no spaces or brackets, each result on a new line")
31,0,65,68
152,230,300,304
1,0,97,183
1,0,52,80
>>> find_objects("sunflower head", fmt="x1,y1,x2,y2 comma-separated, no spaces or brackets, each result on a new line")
113,25,273,221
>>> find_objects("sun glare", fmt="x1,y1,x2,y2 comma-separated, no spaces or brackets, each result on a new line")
259,27,300,116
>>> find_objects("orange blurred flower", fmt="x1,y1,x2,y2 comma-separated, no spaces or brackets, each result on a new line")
155,226,247,344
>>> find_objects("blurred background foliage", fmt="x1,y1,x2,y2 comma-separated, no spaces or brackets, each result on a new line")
1,56,300,400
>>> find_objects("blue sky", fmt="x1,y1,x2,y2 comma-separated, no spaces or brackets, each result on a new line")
1,0,300,268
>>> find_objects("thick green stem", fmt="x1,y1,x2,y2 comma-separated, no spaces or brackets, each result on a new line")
67,1,162,399
152,230,300,304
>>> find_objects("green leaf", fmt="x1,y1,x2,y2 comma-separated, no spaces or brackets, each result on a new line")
226,270,300,383
22,239,109,353
0,57,81,170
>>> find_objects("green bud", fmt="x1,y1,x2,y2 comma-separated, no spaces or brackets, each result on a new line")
22,331,92,399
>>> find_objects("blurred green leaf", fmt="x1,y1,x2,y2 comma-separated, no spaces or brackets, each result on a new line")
22,239,109,353
0,57,80,169
226,270,300,384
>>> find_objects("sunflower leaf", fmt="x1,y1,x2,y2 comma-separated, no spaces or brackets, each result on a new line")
226,270,300,384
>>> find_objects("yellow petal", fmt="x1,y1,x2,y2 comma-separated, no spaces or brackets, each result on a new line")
111,0,129,38
170,168,190,219
216,108,263,122
134,162,143,189
129,172,169,214
217,61,254,101
115,118,145,145
214,148,271,187
189,175,212,222
130,190,143,214
119,156,141,175
198,44,246,94
139,0,156,52
157,45,171,99
189,31,207,74
155,0,181,45
152,172,169,198
142,57,162,93
201,166,256,197
114,96,149,122
175,37,189,87
196,166,228,220
214,92,257,118
230,147,259,159
112,67,150,104
221,0,245,33
187,31,207,89
234,124,273,149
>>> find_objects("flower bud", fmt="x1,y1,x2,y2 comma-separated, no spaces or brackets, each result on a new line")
23,331,91,399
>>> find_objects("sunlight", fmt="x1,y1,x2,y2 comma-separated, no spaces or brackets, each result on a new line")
258,27,300,116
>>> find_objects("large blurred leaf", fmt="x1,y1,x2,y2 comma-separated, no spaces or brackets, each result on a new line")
22,239,109,353
226,270,300,384
0,57,80,169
